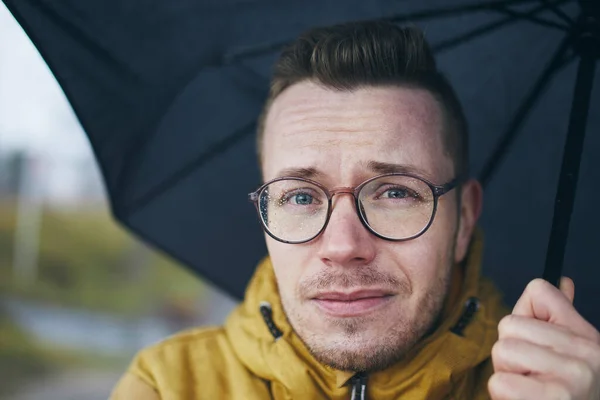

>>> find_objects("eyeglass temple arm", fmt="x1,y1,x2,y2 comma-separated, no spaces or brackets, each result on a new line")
433,176,465,197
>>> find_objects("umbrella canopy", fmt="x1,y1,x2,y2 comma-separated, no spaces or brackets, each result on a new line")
3,0,599,325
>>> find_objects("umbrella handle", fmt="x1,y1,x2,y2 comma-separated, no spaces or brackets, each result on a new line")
543,27,597,288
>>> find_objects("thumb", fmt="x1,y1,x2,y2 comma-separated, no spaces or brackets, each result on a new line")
559,276,575,304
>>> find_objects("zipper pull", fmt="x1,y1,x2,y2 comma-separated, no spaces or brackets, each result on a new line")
350,372,368,400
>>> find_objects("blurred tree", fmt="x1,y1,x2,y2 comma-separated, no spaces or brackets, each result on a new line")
0,150,25,198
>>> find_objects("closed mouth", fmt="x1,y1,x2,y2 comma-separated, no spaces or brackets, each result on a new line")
311,290,394,317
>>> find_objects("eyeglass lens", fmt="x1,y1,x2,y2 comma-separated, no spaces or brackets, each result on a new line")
258,175,435,243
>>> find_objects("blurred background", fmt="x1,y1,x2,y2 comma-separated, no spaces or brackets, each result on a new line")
0,3,238,399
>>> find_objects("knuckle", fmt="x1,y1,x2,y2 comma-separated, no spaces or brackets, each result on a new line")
564,358,594,386
491,338,514,363
589,345,600,372
487,373,506,398
491,340,504,361
570,334,590,354
573,335,600,367
497,315,515,336
546,384,572,400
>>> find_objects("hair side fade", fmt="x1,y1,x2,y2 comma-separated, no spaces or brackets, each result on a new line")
256,20,469,179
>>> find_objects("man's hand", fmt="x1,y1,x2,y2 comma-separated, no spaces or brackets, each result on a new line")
489,277,600,399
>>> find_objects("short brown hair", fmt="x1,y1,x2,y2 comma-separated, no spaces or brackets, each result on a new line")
257,20,469,178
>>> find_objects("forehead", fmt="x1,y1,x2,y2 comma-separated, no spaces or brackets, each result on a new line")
261,81,452,184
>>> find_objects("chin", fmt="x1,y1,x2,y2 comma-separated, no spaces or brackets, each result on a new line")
304,327,420,372
291,310,420,371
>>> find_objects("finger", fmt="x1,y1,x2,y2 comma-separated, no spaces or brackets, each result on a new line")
512,279,599,343
488,372,568,400
498,315,600,361
491,337,591,380
559,276,575,303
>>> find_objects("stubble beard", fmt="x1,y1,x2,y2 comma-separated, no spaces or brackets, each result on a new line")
281,252,455,373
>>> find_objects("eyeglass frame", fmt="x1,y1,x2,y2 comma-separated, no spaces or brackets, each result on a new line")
248,173,463,245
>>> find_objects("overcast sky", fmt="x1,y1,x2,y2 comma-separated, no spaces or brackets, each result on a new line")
0,3,106,202
0,3,91,162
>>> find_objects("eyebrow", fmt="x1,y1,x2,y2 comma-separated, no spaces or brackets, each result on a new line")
275,167,324,180
275,161,433,181
365,161,433,179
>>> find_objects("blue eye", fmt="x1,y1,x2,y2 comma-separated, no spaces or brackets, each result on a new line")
278,187,323,208
291,193,313,205
385,189,409,199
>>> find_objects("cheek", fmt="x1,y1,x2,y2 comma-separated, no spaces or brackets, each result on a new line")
390,244,438,281
266,237,306,297
384,231,453,287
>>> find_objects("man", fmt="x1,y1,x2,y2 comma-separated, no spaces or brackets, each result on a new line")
110,21,600,399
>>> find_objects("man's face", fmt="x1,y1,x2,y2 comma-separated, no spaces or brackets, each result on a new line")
261,81,468,372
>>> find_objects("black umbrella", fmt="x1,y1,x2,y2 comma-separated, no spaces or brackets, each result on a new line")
3,0,599,325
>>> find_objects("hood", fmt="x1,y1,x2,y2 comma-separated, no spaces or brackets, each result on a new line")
224,230,508,399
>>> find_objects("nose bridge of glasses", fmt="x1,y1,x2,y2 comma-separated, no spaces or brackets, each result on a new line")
327,187,361,220
329,187,358,200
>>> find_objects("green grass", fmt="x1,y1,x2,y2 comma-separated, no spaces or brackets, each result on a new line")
0,202,205,316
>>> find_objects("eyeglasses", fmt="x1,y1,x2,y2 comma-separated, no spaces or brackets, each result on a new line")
249,173,461,244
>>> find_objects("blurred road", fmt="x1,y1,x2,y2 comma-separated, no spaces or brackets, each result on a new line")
8,370,122,400
3,285,237,400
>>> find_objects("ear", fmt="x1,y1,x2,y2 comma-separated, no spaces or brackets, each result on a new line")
454,179,483,264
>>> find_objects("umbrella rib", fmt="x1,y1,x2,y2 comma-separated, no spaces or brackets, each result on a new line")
387,0,545,24
478,33,573,187
493,3,571,31
7,0,141,82
121,121,257,215
432,0,569,53
541,0,576,25
226,0,542,62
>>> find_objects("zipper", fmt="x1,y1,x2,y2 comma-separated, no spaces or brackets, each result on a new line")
350,372,367,400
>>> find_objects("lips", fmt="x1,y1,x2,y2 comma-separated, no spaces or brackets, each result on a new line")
312,290,394,317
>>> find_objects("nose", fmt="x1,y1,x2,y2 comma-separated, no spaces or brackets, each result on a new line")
316,194,377,268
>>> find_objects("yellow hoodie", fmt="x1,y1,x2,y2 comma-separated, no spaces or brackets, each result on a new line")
110,232,508,399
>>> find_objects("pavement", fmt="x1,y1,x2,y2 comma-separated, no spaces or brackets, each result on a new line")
7,370,123,400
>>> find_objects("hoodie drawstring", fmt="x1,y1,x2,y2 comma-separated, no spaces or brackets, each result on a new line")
450,297,480,336
259,301,283,340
